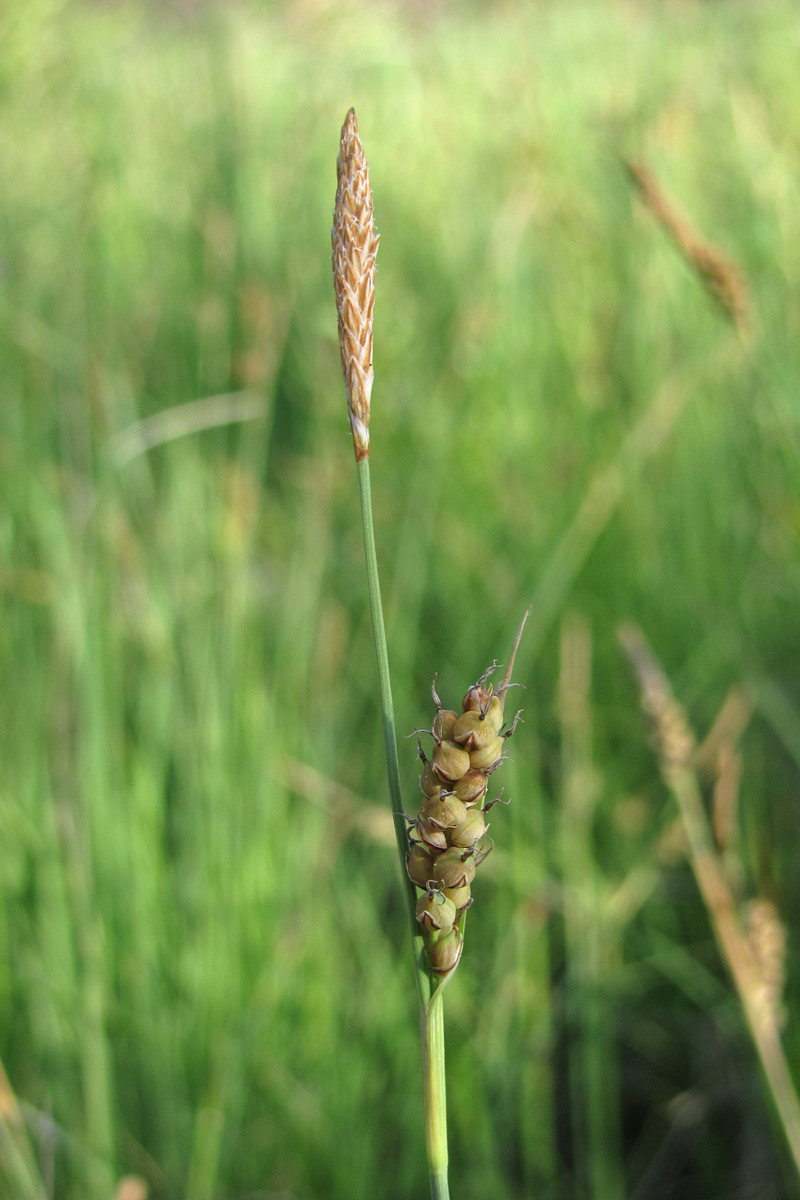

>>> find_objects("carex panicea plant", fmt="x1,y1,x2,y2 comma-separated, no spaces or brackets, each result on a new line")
332,109,528,1200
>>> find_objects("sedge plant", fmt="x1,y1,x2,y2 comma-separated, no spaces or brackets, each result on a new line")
332,108,528,1200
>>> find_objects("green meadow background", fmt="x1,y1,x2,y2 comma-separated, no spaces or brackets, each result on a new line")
2,0,799,1197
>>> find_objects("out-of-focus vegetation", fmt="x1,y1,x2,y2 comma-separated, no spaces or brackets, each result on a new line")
2,1,799,1197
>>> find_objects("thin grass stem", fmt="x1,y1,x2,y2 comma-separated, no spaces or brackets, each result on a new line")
421,993,449,1200
356,460,428,986
356,457,447,1198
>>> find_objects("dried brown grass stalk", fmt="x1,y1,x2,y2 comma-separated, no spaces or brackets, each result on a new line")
694,686,753,887
625,159,749,331
745,897,788,1035
694,685,754,779
332,109,379,461
619,623,800,1179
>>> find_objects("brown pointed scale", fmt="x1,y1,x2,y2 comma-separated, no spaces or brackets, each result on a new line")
461,684,490,714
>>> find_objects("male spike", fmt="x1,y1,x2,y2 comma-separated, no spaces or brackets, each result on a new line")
332,109,379,461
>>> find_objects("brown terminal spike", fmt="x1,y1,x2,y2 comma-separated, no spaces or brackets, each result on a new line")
332,109,379,461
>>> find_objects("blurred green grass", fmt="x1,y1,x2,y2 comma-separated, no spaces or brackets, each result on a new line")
1,0,800,1197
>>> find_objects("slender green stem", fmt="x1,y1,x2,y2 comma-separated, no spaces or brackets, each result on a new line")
421,992,450,1200
356,462,405,873
356,457,448,1197
356,460,425,974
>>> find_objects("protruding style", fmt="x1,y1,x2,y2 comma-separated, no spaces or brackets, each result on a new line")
332,109,379,461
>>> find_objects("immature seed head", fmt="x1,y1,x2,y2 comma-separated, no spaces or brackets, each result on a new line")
406,610,530,979
332,109,379,461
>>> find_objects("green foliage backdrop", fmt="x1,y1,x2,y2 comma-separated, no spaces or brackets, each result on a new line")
2,1,799,1197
